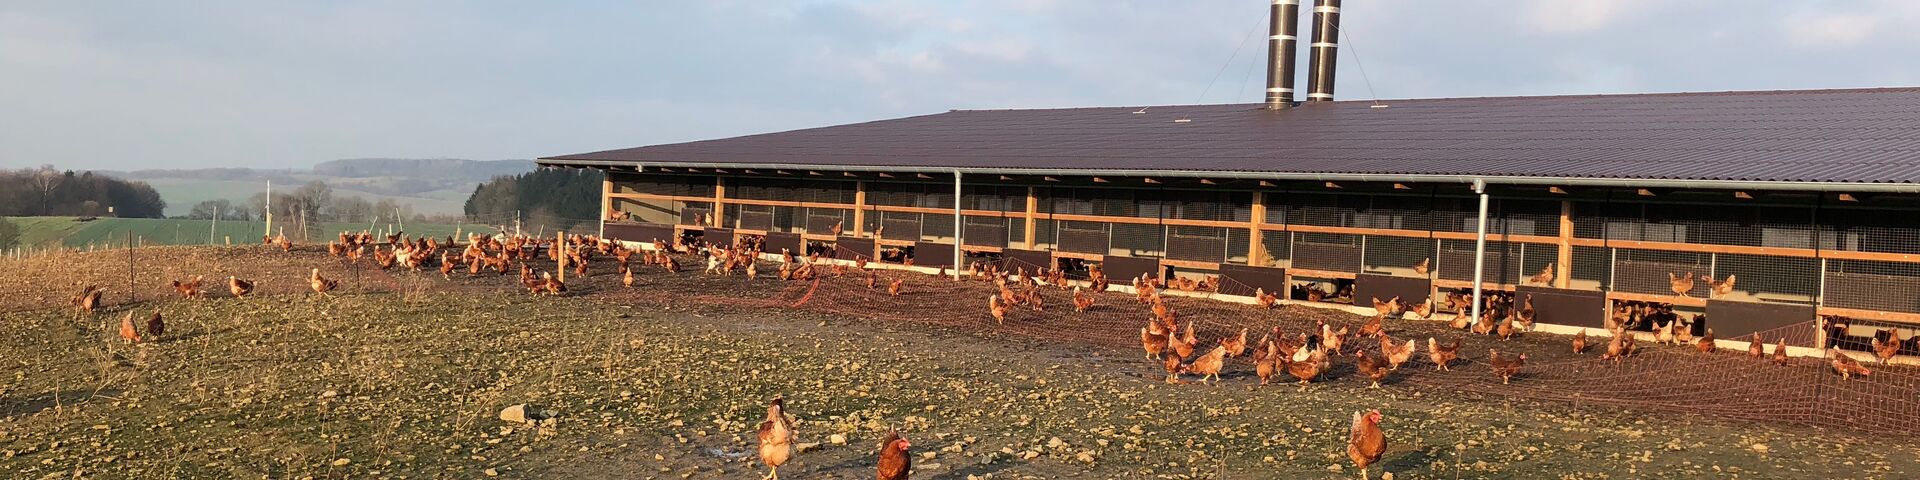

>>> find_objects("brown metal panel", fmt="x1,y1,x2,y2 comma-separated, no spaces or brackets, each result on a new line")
1101,255,1161,284
1516,286,1607,329
703,227,734,248
1219,264,1288,297
763,232,802,256
604,223,675,244
835,237,875,260
1706,300,1815,343
913,242,956,268
1354,274,1433,310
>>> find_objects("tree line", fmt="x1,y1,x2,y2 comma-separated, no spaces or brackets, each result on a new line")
464,167,603,233
184,180,430,225
0,166,166,218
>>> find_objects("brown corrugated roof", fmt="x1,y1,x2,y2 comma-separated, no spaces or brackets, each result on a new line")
541,87,1920,185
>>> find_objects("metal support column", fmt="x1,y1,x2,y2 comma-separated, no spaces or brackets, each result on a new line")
1471,179,1490,324
953,170,964,280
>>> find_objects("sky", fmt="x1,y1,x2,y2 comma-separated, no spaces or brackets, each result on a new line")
1,0,1917,171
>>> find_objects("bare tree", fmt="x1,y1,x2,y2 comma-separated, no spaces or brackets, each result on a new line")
30,165,62,216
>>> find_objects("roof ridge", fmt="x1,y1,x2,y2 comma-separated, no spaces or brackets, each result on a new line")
942,86,1920,113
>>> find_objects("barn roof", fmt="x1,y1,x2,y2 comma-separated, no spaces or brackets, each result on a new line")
540,87,1920,190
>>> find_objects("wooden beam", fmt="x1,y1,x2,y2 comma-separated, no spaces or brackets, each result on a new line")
1555,200,1572,289
1023,186,1038,249
1820,306,1920,325
1249,191,1268,267
1607,291,1708,308
711,177,727,227
852,181,867,237
1549,186,1569,195
601,176,614,222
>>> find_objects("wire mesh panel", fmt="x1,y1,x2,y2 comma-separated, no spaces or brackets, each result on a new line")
921,213,955,243
1009,219,1028,247
803,207,851,235
1569,245,1611,291
880,211,920,241
1110,223,1165,258
1362,235,1433,278
1057,220,1108,255
677,201,712,226
1711,253,1818,305
1032,219,1057,251
737,205,774,231
1437,239,1519,285
612,197,677,225
1165,226,1226,263
1259,230,1292,267
1514,243,1559,286
1825,259,1920,313
963,215,1009,248
771,205,801,233
1226,227,1251,265
1292,232,1360,272
615,174,715,197
1613,248,1711,296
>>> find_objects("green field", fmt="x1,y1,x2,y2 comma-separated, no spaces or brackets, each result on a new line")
143,178,470,217
1,216,499,249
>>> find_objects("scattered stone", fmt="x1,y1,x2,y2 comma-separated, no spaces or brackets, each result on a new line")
331,458,351,467
500,405,528,424
828,434,848,445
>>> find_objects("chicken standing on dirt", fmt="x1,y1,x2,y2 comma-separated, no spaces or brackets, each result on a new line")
1182,345,1228,385
1353,350,1389,389
1772,338,1790,366
1379,335,1415,370
171,276,205,299
1282,346,1330,388
875,428,911,480
757,398,796,480
1170,322,1198,361
1220,327,1248,358
1140,322,1169,360
989,296,1007,325
1696,328,1717,353
887,279,903,296
1572,329,1589,354
308,269,337,296
1348,410,1387,480
1427,337,1460,371
145,311,164,339
118,312,141,343
1872,329,1902,364
74,285,105,314
1830,347,1872,380
1489,349,1527,385
228,276,254,298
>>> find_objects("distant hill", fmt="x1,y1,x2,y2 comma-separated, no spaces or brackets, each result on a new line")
97,159,536,217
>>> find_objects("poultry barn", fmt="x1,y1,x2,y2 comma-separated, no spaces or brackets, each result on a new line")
539,1,1920,363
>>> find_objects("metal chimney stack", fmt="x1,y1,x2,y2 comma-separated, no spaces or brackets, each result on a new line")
1263,0,1300,110
1305,0,1341,102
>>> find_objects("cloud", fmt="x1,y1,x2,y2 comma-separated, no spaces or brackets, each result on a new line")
1518,0,1657,34
1786,13,1880,48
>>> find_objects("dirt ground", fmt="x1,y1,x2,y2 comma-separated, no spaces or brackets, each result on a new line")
1,246,1917,479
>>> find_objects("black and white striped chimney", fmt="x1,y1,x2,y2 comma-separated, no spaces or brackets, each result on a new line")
1263,0,1300,110
1304,0,1340,102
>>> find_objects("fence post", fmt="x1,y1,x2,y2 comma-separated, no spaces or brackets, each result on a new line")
952,169,963,280
1470,180,1489,323
556,231,567,283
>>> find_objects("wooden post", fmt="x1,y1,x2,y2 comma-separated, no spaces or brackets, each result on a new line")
1023,186,1038,249
853,180,867,236
600,176,614,237
1556,200,1573,289
556,231,567,282
1249,191,1268,266
712,177,727,227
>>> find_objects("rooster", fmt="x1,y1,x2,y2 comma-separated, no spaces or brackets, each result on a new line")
875,428,911,480
1830,347,1872,380
1488,349,1526,385
1353,350,1389,389
1181,345,1228,385
1379,335,1415,370
1426,337,1460,371
171,276,205,299
308,269,337,296
1348,410,1387,480
756,398,796,480
887,279,903,296
228,276,254,298
1572,329,1589,354
1872,329,1902,364
1669,272,1696,297
118,312,141,343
